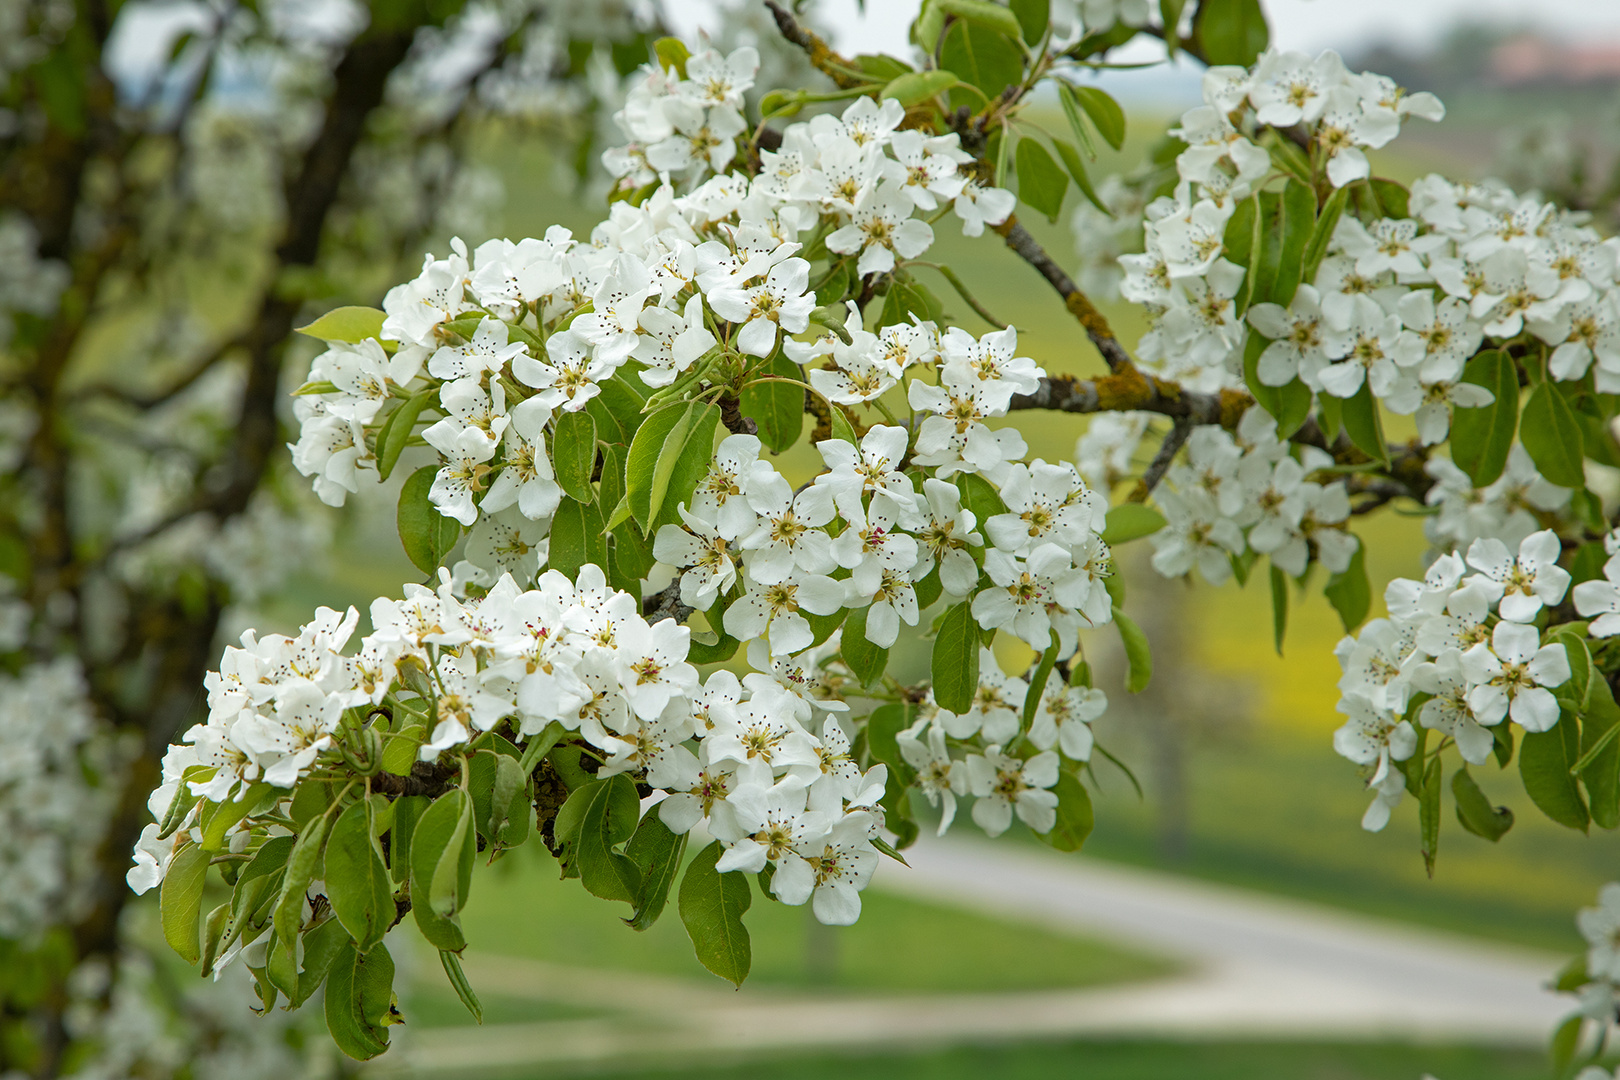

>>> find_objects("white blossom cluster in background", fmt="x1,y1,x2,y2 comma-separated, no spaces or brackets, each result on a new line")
0,659,123,941
1331,529,1575,829
1113,48,1446,393
1146,406,1357,584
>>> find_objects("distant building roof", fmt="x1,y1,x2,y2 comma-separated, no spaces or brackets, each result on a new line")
1490,33,1620,85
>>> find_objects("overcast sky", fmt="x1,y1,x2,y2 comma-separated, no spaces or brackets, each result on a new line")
669,0,1620,56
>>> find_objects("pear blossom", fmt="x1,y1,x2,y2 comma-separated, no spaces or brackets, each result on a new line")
1461,621,1571,731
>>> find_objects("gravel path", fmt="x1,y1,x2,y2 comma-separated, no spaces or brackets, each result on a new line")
383,836,1573,1075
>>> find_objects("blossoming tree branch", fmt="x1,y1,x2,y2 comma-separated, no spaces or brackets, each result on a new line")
131,0,1620,1064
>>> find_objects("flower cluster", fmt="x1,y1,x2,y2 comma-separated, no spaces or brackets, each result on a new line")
897,648,1107,838
1331,529,1573,829
0,659,119,940
132,567,895,925
1118,48,1444,392
1148,407,1356,584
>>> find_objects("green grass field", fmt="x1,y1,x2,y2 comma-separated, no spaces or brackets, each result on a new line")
487,1038,1555,1080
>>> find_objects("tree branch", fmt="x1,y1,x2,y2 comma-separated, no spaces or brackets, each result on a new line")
1128,416,1193,503
992,215,1137,375
763,2,867,89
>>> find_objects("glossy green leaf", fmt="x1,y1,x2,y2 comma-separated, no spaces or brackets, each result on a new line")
1520,381,1586,489
1580,676,1620,831
955,471,1007,526
1052,137,1108,216
160,842,210,966
272,813,331,953
376,388,436,482
1340,382,1387,465
440,949,483,1024
1302,186,1348,285
1419,756,1442,876
828,402,860,446
679,841,752,987
1520,721,1590,832
295,306,385,344
1192,0,1269,66
1323,542,1371,633
741,354,805,453
410,790,472,951
865,702,915,778
397,465,461,575
390,795,425,886
1451,767,1513,842
653,36,691,77
324,938,396,1061
625,813,688,932
552,410,598,503
840,605,890,688
626,401,721,531
548,495,608,581
575,773,644,904
1269,562,1288,655
1099,503,1165,545
1010,0,1050,42
939,18,1023,101
939,0,1024,39
1114,606,1152,693
881,69,961,106
326,800,394,954
587,377,648,445
932,602,981,714
1036,772,1095,852
1245,179,1315,311
1069,84,1125,151
1448,349,1517,487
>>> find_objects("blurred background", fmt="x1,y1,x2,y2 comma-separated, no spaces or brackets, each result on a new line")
9,0,1620,1078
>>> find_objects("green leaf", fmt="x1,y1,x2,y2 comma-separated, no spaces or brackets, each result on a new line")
1069,85,1125,151
292,918,350,1008
1010,0,1050,42
626,401,721,532
326,800,394,954
1159,0,1188,55
1268,562,1288,655
1451,767,1514,842
440,949,483,1024
1520,381,1587,488
1551,1015,1584,1074
1036,772,1094,852
552,410,598,503
397,465,461,575
575,774,644,904
1223,196,1256,271
679,841,753,987
1340,382,1387,465
1419,756,1442,876
954,471,1007,525
840,606,890,688
939,0,1025,39
1302,186,1347,285
1113,606,1152,693
1192,0,1269,66
1370,178,1410,220
1323,542,1371,633
1099,503,1165,545
160,843,210,966
376,389,436,482
1022,631,1061,728
828,403,860,446
1245,179,1315,311
324,938,397,1061
932,602,981,714
1052,135,1108,216
625,814,688,932
653,36,691,77
199,782,273,850
865,702,915,777
295,306,385,344
272,813,331,953
881,69,962,106
741,354,805,453
1520,721,1591,832
410,790,473,951
389,795,425,886
1580,676,1620,831
549,496,608,580
1015,139,1069,223
1448,349,1518,487
587,377,648,445
938,18,1023,102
